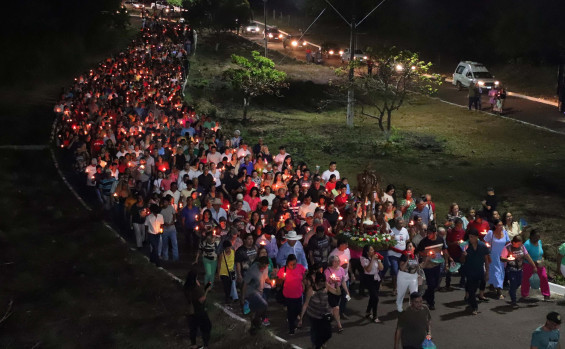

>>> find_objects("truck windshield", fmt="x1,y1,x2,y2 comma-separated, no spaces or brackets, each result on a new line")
474,72,493,79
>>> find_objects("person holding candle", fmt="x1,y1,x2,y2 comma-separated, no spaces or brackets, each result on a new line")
299,272,333,349
361,245,385,322
399,188,416,221
277,254,307,335
522,230,551,302
277,230,308,269
415,229,451,310
241,256,271,334
461,228,491,315
396,241,420,312
144,203,164,267
325,255,351,333
501,235,536,308
484,219,510,299
445,218,467,289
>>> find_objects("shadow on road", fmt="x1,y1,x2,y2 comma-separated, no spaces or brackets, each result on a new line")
439,309,473,321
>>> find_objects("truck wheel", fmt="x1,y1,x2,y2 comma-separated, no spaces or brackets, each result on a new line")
456,81,463,91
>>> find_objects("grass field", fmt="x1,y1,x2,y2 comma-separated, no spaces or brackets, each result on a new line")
188,33,565,279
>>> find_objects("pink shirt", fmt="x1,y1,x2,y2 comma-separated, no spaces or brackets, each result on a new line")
324,266,347,288
277,264,306,299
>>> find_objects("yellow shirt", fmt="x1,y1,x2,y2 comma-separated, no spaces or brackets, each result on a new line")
218,250,235,276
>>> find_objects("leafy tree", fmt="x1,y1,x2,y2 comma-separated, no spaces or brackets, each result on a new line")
225,51,288,120
352,49,440,139
183,0,251,32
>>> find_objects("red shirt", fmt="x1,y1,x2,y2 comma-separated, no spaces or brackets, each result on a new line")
447,227,466,259
334,194,349,209
467,220,490,241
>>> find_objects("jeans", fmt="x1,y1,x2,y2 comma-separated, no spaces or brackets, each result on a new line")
522,263,550,297
187,312,211,346
423,266,441,307
388,256,401,276
161,226,179,261
468,96,478,110
466,275,482,311
508,269,522,303
286,297,303,333
364,274,381,318
396,271,418,312
202,258,217,286
133,223,145,248
147,233,161,267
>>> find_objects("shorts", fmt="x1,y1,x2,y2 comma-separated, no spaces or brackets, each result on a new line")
328,292,341,308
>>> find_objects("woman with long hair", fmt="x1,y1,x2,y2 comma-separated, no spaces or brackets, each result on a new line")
361,245,384,322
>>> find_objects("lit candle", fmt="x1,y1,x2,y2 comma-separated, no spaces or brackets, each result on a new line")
260,241,266,246
338,216,343,221
159,227,163,234
507,255,515,261
195,215,199,220
481,230,487,235
330,273,337,280
485,242,491,248
409,220,414,226
271,280,276,287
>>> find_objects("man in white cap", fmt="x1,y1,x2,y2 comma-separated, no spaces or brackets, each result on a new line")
210,198,227,223
237,193,251,213
231,130,242,148
276,230,308,269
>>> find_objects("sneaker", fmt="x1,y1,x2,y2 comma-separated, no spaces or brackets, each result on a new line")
471,309,478,315
288,330,295,336
544,296,552,302
262,318,270,326
510,302,519,309
428,305,436,310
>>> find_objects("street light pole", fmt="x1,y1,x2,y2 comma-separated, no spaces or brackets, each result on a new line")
263,0,268,57
346,1,356,128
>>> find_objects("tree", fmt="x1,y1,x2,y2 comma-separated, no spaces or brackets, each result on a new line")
353,49,441,139
225,51,288,121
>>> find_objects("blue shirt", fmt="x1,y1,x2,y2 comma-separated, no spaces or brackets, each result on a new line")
524,240,543,264
410,206,430,226
181,206,200,229
276,241,308,269
531,326,560,349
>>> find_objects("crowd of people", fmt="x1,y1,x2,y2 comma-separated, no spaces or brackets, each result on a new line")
53,16,563,349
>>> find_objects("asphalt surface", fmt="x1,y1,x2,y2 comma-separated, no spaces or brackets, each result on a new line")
243,32,565,135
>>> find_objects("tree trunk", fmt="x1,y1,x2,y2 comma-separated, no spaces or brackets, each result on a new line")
242,97,250,121
384,109,393,140
346,87,354,127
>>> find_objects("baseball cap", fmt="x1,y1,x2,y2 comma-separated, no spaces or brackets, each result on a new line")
306,212,314,218
547,311,562,324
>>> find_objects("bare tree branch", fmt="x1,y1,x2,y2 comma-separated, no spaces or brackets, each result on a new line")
0,299,13,326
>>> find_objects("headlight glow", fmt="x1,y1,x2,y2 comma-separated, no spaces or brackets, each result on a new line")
329,50,334,55
495,81,500,85
268,33,273,38
278,34,283,38
363,56,368,60
395,64,404,71
339,50,344,55
291,41,298,47
478,80,485,86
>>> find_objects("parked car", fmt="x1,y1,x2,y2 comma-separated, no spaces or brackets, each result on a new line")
243,22,260,34
321,42,343,58
151,1,183,13
283,35,308,50
124,0,144,9
452,61,500,91
264,27,284,41
341,48,367,63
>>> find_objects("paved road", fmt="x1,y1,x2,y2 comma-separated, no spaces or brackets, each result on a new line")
243,32,565,135
269,278,562,349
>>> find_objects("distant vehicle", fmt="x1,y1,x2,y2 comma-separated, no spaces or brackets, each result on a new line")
283,35,308,50
452,61,500,91
321,42,343,58
151,1,184,13
244,22,260,34
264,27,284,41
341,48,368,63
124,0,144,9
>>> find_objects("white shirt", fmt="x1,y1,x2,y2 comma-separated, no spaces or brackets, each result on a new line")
274,152,288,171
188,169,202,180
361,256,382,281
260,193,276,209
144,213,164,235
207,151,222,165
237,147,251,159
298,202,317,219
210,207,228,223
389,227,410,258
321,169,340,183
163,189,181,210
